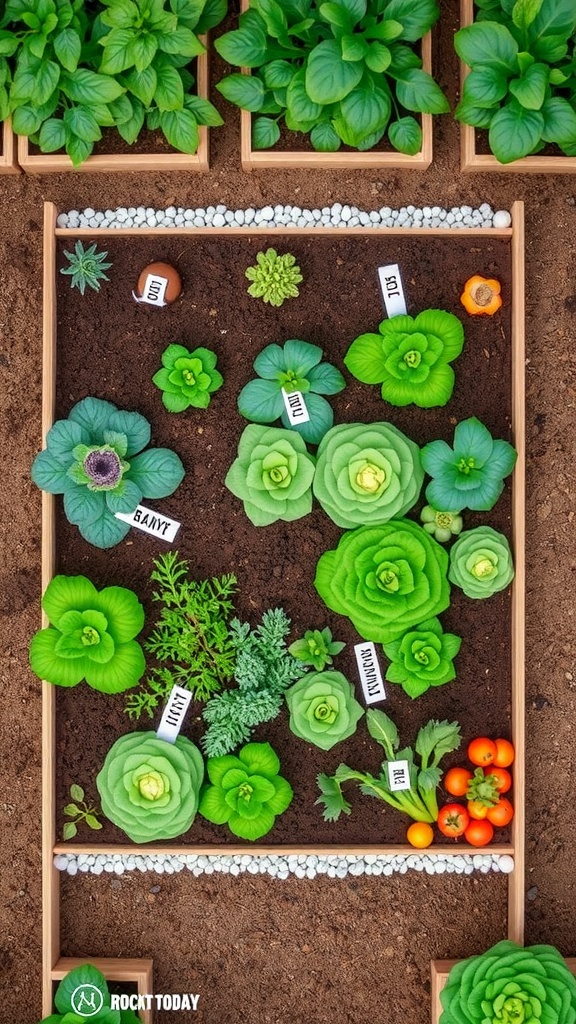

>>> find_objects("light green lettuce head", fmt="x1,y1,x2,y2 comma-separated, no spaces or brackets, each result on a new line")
449,526,514,599
285,670,364,750
225,424,316,526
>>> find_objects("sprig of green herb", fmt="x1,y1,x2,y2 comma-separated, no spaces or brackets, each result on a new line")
62,784,102,840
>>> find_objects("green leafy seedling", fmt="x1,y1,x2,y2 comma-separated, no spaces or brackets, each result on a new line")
60,241,112,295
63,784,103,840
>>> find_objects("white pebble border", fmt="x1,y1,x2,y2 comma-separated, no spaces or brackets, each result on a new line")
54,851,514,879
57,203,512,231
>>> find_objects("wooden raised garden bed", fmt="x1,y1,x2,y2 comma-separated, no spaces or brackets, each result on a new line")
49,957,154,1023
459,0,576,174
0,120,18,173
17,47,210,175
430,959,576,1023
40,200,526,1003
239,0,433,171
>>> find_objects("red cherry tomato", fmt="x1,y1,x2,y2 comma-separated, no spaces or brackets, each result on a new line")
486,797,514,827
484,766,512,794
493,738,515,768
444,767,473,797
468,737,497,766
437,803,470,838
464,819,494,847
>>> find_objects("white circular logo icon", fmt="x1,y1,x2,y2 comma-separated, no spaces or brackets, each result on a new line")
70,983,105,1017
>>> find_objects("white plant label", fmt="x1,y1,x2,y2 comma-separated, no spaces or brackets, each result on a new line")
115,504,180,542
378,263,407,317
354,642,386,704
387,759,411,792
133,273,168,306
156,685,192,743
282,388,310,425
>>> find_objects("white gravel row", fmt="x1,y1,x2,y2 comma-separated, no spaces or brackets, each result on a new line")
57,203,512,231
54,851,515,878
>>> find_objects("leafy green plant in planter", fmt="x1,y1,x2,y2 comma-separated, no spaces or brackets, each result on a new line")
454,0,576,163
285,670,364,750
383,617,462,699
245,247,303,306
97,730,204,842
344,309,465,408
31,396,185,548
289,626,345,671
199,741,293,841
215,0,449,154
60,241,112,294
62,783,103,840
421,416,517,512
38,961,140,1023
313,421,423,527
449,525,514,598
225,423,316,526
237,339,346,445
29,574,146,692
152,343,223,412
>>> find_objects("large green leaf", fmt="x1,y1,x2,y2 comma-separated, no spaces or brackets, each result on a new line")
38,116,67,151
237,378,284,422
528,0,576,43
69,397,119,441
388,114,421,154
126,448,185,498
105,478,143,515
196,0,227,32
252,115,281,148
379,0,439,41
80,506,132,548
106,409,150,455
29,628,86,686
64,105,102,142
61,68,125,103
306,38,363,104
63,486,106,528
394,67,450,113
184,93,223,126
262,59,294,89
160,107,199,151
217,72,266,112
306,361,346,395
12,103,44,134
338,82,391,146
31,449,69,492
154,61,184,110
126,31,158,72
100,0,140,29
540,96,576,144
99,28,134,73
155,25,205,57
488,98,543,161
53,27,81,71
85,640,146,693
31,58,60,105
461,65,509,108
42,574,98,625
214,21,268,68
286,67,323,122
319,2,353,30
454,22,519,73
254,0,288,38
125,64,157,106
344,331,386,383
509,61,548,109
0,30,19,57
309,120,341,150
512,0,542,32
454,97,494,128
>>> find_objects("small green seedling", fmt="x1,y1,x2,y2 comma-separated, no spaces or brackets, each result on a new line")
60,241,112,295
63,784,103,840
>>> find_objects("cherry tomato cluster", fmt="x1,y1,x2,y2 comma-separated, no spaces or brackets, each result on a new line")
438,737,515,847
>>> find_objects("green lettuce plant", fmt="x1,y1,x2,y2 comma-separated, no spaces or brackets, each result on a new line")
215,0,448,154
454,1,576,164
344,309,465,408
237,339,346,445
225,424,316,526
60,241,112,295
152,343,223,412
383,617,462,699
421,416,517,512
439,940,576,1024
449,526,515,599
315,519,450,643
31,396,185,548
29,574,145,693
420,505,463,542
245,248,303,306
285,670,364,751
38,961,140,1023
288,626,345,671
199,741,293,841
313,421,423,528
96,731,204,843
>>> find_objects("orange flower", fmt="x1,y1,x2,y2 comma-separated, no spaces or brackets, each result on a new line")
460,275,502,315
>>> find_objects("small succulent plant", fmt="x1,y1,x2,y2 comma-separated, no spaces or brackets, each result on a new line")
97,732,204,843
285,670,364,750
289,627,345,671
199,742,293,841
29,574,145,693
225,424,316,526
383,617,462,699
60,241,112,295
420,505,463,543
421,417,517,512
448,526,514,599
245,248,303,306
152,344,223,411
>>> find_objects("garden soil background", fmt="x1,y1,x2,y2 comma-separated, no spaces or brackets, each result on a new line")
1,1,575,1021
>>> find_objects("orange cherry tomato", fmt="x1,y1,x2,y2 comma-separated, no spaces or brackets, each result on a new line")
464,819,494,847
467,799,489,820
493,738,515,768
468,737,497,766
444,767,474,797
486,797,514,827
407,822,434,849
484,766,512,794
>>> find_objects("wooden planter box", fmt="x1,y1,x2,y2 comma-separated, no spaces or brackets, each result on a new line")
49,957,153,1023
0,120,18,173
459,0,576,173
18,46,210,174
239,0,433,170
431,959,576,1023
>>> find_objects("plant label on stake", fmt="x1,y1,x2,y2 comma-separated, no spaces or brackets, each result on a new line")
378,264,407,318
156,685,192,743
115,505,181,542
387,759,411,792
282,388,310,425
354,642,386,704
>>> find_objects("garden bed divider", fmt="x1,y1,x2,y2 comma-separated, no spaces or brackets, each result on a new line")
1,120,18,173
18,44,210,174
41,200,526,1014
459,0,576,174
430,959,576,1023
51,957,154,1023
238,0,433,170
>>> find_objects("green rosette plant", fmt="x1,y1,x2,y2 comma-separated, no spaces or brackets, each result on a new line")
344,309,464,408
29,574,145,693
60,241,112,295
314,519,450,644
225,424,316,527
31,396,185,548
38,961,140,1023
152,343,223,412
245,248,303,306
289,626,345,671
383,617,461,699
421,417,517,512
199,741,293,841
420,505,463,543
313,421,423,528
237,339,346,445
439,939,576,1024
285,670,364,751
96,731,204,843
449,526,514,599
